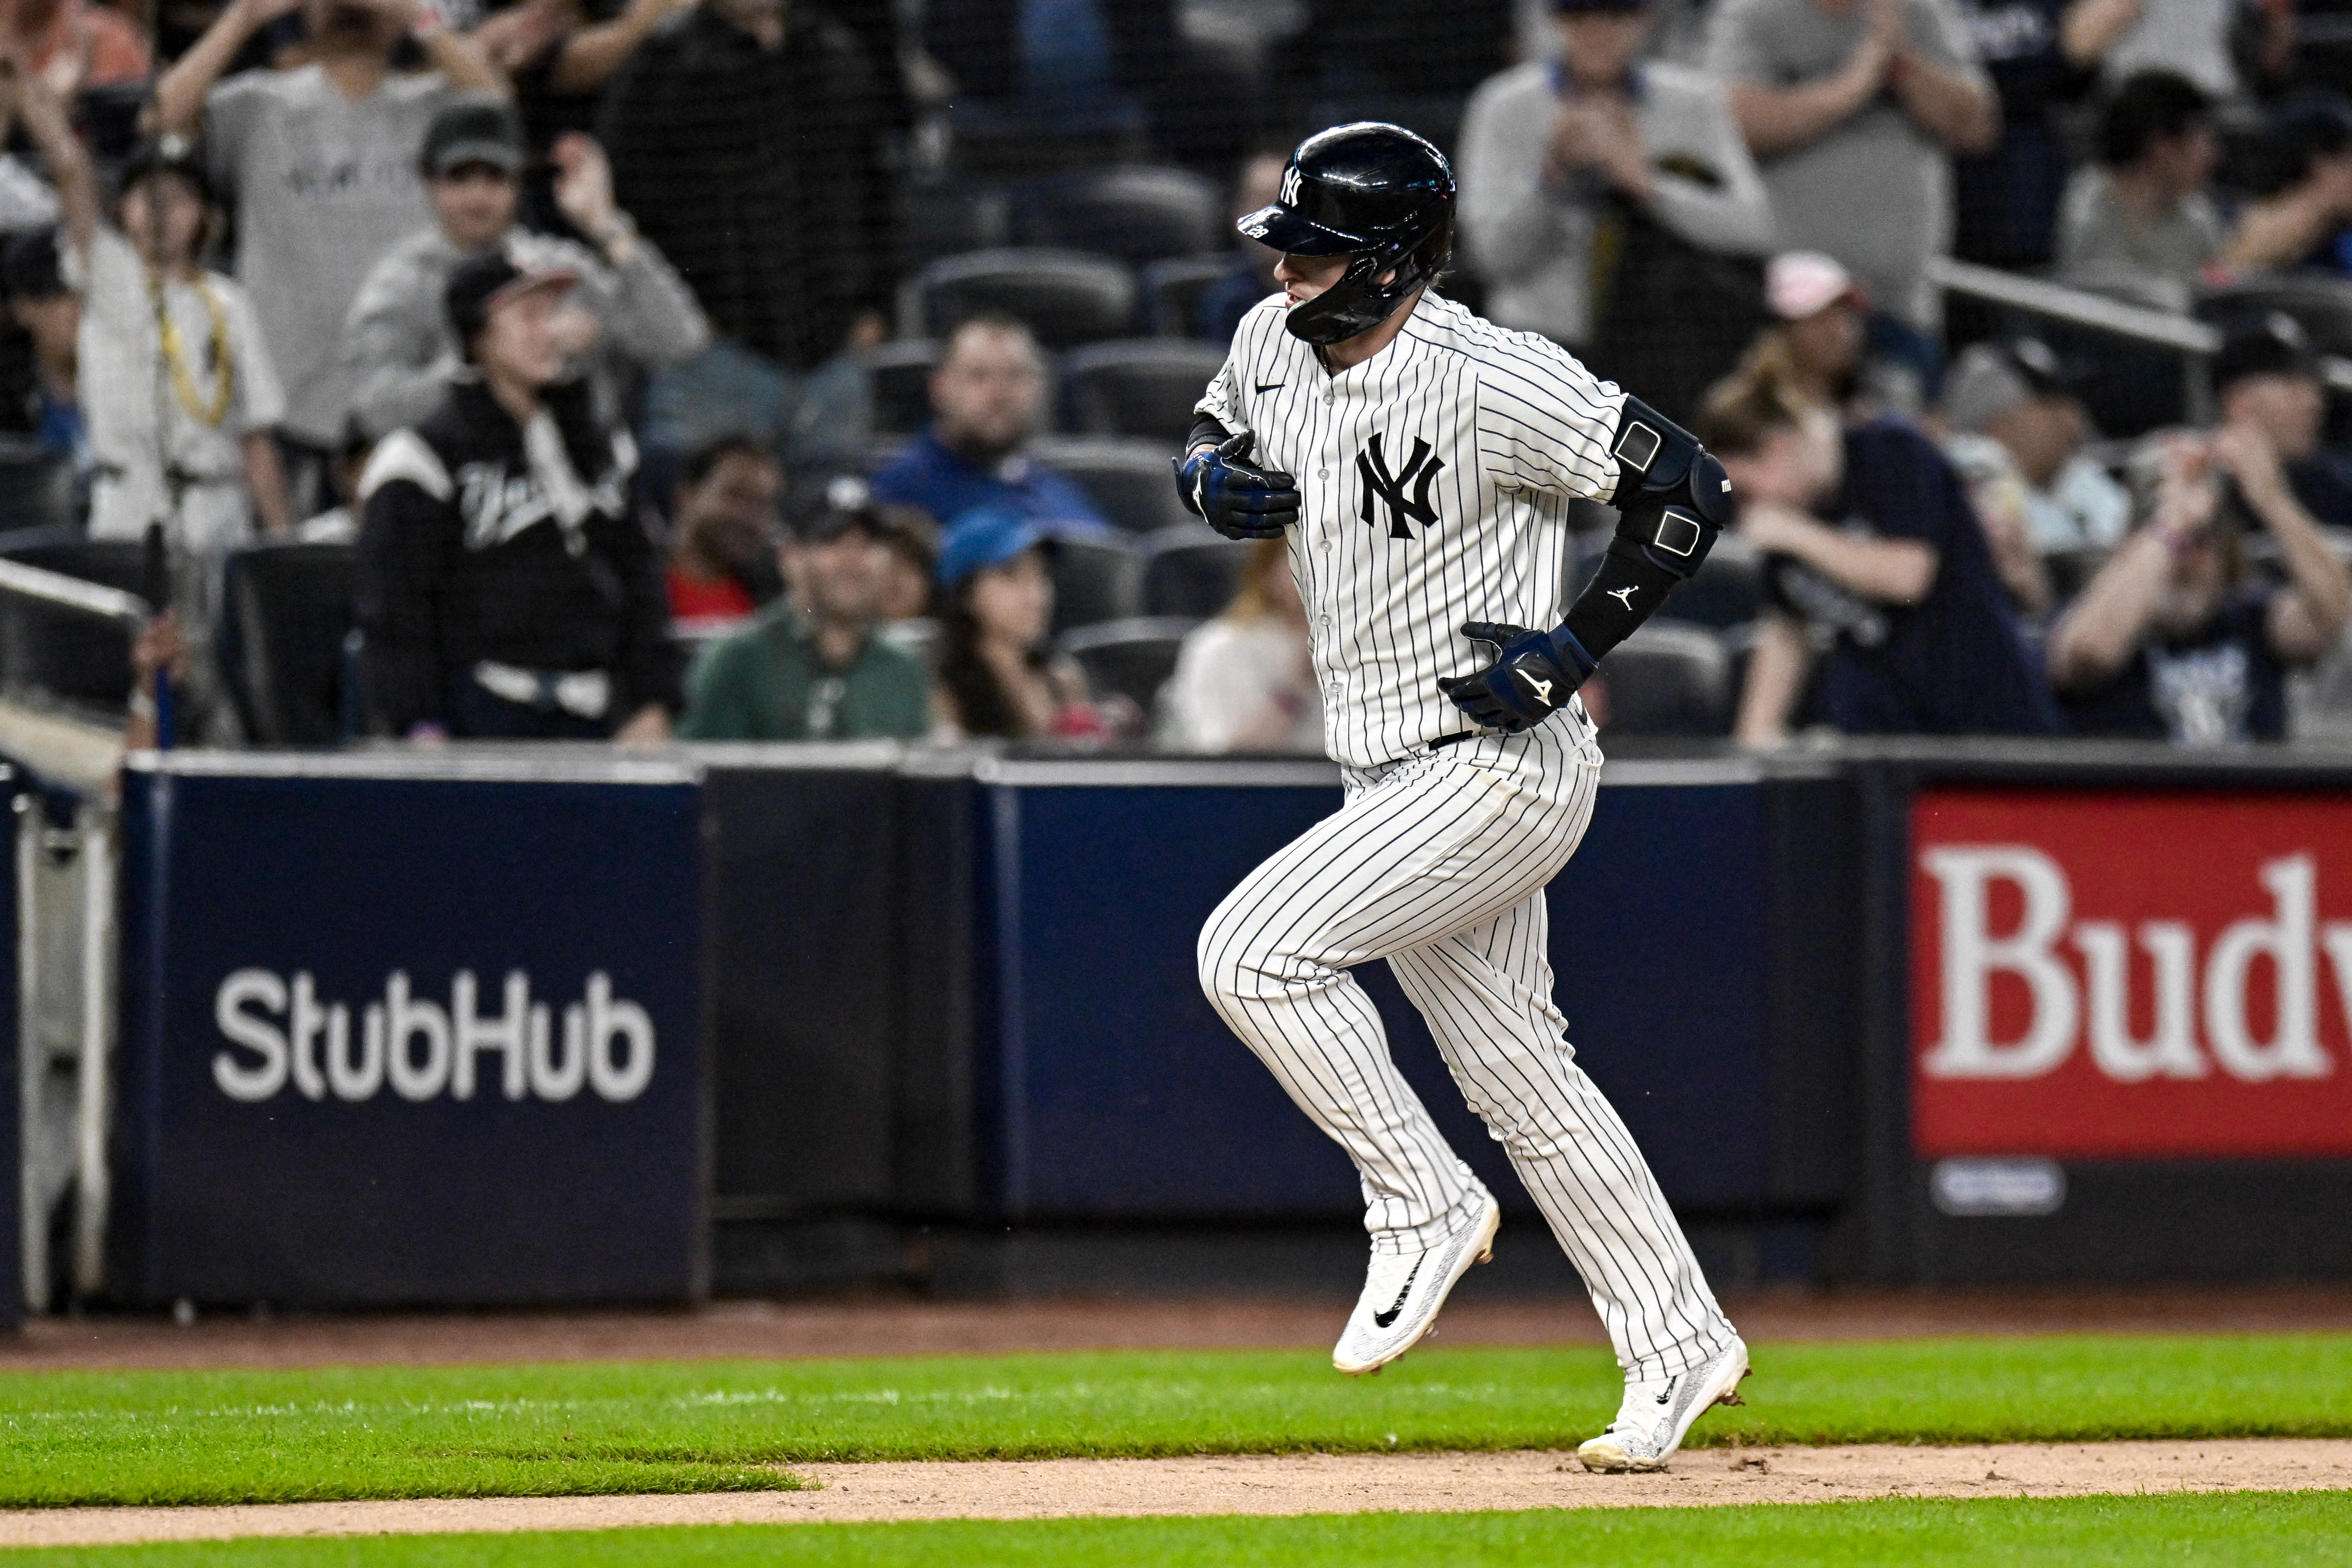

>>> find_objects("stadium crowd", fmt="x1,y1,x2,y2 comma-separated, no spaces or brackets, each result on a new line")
0,0,2346,752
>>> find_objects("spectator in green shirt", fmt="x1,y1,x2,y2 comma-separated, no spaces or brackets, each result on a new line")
677,501,932,741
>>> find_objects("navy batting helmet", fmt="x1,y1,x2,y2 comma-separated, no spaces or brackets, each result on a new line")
1239,122,1455,346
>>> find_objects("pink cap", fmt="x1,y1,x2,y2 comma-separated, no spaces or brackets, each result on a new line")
1766,251,1864,320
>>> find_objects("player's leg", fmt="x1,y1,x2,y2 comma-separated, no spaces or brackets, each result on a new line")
1197,735,1593,1371
1386,895,1749,1471
1196,755,1507,1254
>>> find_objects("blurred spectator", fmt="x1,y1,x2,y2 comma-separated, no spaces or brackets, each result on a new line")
1737,251,1926,419
1949,0,2125,269
1940,337,2130,566
872,505,936,624
1463,0,1774,420
25,83,294,553
1,226,85,483
664,433,782,627
3,0,149,98
931,505,1113,741
473,0,690,154
1195,149,1286,347
2209,314,2352,532
20,57,293,744
1707,0,1996,335
341,102,707,440
1701,361,2059,741
358,250,680,741
2048,427,2352,743
2214,95,2352,279
2097,0,2291,99
675,500,930,740
156,0,509,500
2055,69,2221,302
870,314,1112,539
602,0,894,470
1163,537,1323,753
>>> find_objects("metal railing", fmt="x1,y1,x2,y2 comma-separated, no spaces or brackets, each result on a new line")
0,558,146,1312
1927,257,2352,426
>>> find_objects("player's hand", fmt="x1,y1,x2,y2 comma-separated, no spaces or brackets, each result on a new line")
1174,432,1298,540
1437,621,1596,734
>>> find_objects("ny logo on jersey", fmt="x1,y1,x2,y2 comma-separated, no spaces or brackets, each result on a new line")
1356,433,1445,540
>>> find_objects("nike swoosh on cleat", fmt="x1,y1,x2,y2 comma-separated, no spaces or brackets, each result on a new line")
1654,1382,1675,1406
1371,1255,1426,1329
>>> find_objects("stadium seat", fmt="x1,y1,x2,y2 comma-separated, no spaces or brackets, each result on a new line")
1047,532,1141,633
898,176,1009,270
1596,619,1732,737
1029,436,1195,535
907,248,1137,352
1140,523,1251,618
0,529,144,710
1057,615,1199,715
1142,254,1244,339
1009,166,1225,266
1063,340,1229,443
218,541,359,746
0,437,76,535
866,339,942,437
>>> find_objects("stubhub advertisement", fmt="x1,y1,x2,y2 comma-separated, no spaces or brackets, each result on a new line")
114,759,705,1305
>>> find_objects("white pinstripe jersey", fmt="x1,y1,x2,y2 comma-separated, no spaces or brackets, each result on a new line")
1196,291,1629,769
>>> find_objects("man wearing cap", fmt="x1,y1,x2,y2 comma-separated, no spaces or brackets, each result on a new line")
1705,0,1996,335
1458,0,1773,389
341,100,707,442
2204,315,2352,533
155,0,509,494
357,249,681,741
675,499,931,741
1940,337,2130,578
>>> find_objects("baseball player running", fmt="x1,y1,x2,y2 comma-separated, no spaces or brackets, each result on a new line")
1181,122,1747,1473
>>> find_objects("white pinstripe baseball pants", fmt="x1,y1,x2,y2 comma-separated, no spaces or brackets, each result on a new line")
1197,719,1737,1381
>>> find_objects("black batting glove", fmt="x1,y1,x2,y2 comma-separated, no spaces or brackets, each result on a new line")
1173,432,1300,540
1437,621,1597,734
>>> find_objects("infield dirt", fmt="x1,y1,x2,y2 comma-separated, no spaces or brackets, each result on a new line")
1,1440,2348,1546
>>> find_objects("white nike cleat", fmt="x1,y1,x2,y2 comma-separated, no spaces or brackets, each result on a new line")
1576,1335,1749,1473
1332,1195,1500,1376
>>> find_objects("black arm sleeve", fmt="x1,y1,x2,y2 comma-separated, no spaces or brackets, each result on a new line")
1188,411,1230,450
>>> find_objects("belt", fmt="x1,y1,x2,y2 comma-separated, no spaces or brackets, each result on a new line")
473,661,612,720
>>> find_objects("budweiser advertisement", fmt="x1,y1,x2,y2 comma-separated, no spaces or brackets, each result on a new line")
1912,787,2352,1159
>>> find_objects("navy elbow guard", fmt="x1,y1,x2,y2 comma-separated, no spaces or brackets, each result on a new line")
1560,396,1732,662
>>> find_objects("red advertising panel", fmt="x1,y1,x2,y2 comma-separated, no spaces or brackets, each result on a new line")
1912,787,2352,1159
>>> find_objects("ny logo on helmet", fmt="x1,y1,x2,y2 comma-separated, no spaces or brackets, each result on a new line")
1357,433,1444,540
1281,165,1301,206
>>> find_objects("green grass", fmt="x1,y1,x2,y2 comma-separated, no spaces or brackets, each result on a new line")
9,1493,2352,1566
0,1334,2347,1507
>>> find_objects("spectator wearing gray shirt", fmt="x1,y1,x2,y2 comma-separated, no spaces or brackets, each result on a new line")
2054,69,2221,304
340,101,707,441
1460,0,1776,351
155,0,509,494
1706,0,1996,334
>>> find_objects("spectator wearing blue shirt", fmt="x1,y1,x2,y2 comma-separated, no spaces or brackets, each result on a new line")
869,313,1111,541
2048,427,2351,745
1703,361,2060,742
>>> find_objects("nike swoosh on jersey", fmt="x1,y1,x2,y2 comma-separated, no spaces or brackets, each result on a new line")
1255,382,1285,393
